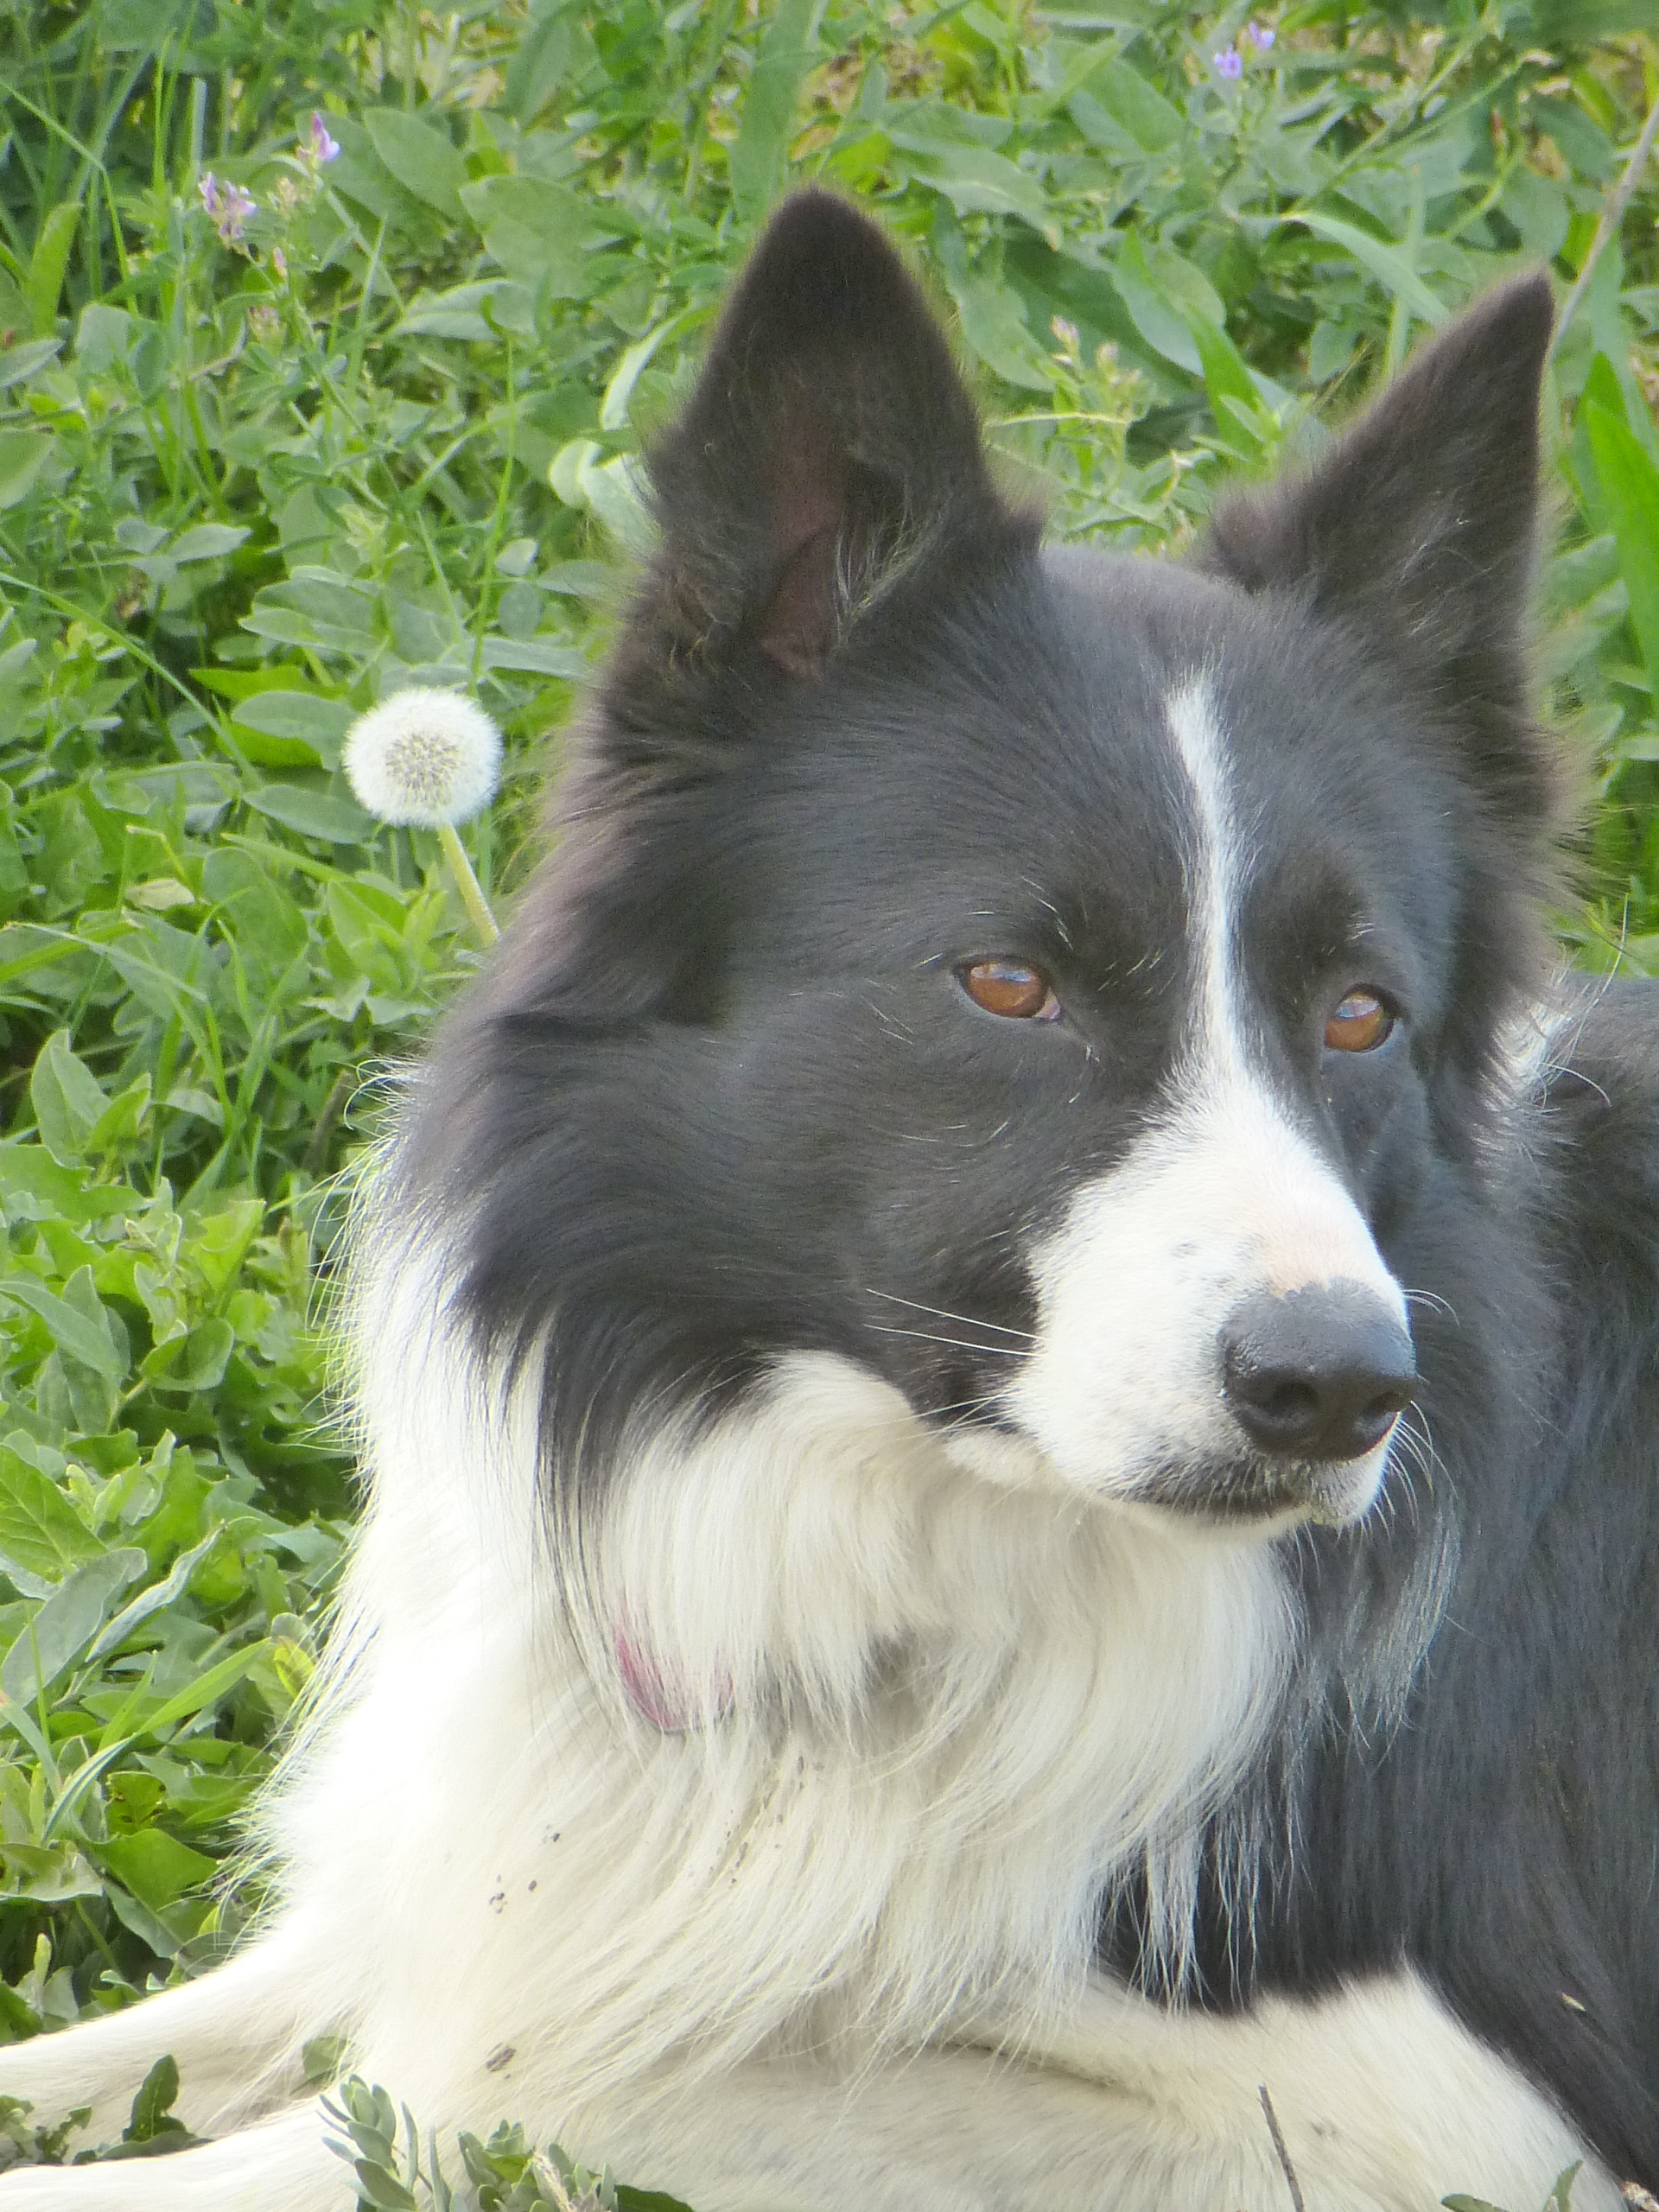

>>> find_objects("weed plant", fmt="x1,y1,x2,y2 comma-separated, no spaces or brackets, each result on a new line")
0,0,1655,2204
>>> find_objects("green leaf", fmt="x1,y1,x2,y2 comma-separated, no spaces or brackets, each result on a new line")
0,1143,130,1225
1110,232,1205,374
325,879,404,990
945,270,1053,391
143,1317,234,1391
103,1879,188,1961
188,1197,265,1296
244,784,376,844
0,1272,126,1380
396,280,516,340
362,109,470,221
1274,211,1448,328
135,1639,272,1740
0,429,57,512
82,1075,152,1160
1,1548,145,1707
1187,312,1274,457
87,1529,220,1662
168,524,250,564
231,690,353,770
899,146,1057,245
25,200,79,335
1075,57,1181,153
94,1826,218,1912
124,2055,186,2144
1584,404,1659,690
0,1443,102,1580
460,177,623,295
0,1840,104,1904
1499,166,1567,263
476,637,588,678
729,0,824,225
0,338,62,392
352,2159,418,2210
29,1029,109,1166
599,307,702,433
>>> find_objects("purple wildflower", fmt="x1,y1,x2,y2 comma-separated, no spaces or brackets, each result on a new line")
1249,20,1275,48
302,111,340,165
198,172,257,245
1213,47,1243,78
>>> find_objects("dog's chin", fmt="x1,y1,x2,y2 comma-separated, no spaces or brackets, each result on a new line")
1131,1443,1393,1531
928,1414,1394,1531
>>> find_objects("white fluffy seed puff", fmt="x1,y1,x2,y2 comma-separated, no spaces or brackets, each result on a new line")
342,686,502,829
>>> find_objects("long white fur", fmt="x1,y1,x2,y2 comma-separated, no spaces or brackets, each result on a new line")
0,681,1611,2210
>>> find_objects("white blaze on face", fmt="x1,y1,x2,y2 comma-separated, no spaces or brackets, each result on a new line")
1001,676,1409,1524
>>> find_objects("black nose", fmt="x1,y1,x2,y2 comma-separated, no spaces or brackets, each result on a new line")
1220,1284,1415,1463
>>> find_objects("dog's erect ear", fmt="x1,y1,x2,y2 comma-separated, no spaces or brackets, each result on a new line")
639,190,1014,679
1198,273,1554,815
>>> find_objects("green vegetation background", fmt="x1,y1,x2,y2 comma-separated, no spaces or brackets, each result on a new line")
0,0,1654,2190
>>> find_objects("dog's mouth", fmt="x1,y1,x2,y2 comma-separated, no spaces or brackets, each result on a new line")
922,1402,1399,1529
1132,1440,1397,1529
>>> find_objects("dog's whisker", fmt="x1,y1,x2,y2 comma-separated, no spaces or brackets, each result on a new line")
864,1324,1027,1357
864,1288,1035,1340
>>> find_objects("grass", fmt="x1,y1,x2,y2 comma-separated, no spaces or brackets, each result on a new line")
0,0,1654,2202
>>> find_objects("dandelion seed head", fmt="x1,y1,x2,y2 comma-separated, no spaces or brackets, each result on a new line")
343,687,502,829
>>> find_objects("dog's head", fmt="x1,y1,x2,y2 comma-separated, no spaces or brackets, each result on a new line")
420,192,1556,1540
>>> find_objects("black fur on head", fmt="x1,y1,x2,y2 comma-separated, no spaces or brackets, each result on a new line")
1198,274,1558,839
1196,273,1565,1112
614,187,1031,693
405,196,1559,1530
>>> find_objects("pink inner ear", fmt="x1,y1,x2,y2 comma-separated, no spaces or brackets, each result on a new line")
759,527,840,677
757,429,845,677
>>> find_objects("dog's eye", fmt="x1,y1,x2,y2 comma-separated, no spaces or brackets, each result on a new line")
1324,989,1395,1053
960,960,1062,1021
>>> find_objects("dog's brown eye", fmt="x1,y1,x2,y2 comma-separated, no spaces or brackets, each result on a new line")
1324,989,1394,1053
961,960,1061,1021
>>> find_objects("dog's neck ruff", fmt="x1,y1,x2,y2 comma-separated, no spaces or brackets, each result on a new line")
326,1220,1301,2105
614,1627,733,1733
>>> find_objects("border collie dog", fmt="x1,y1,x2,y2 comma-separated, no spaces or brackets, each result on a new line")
6,194,1658,2211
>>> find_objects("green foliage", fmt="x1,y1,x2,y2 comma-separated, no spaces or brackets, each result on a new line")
323,2075,693,2212
0,2046,201,2168
1444,2161,1581,2212
0,0,1652,2203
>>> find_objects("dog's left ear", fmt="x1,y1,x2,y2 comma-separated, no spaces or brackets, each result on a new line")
634,189,1020,680
1198,273,1554,820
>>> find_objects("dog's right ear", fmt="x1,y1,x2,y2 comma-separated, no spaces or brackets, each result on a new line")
632,190,1018,681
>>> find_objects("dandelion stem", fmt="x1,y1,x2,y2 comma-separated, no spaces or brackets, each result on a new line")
439,823,499,946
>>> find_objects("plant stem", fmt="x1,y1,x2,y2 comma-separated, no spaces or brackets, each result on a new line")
440,823,499,947
1549,84,1659,363
1258,2086,1306,2212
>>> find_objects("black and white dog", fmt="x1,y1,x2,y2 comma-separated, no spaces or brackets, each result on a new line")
5,193,1657,2210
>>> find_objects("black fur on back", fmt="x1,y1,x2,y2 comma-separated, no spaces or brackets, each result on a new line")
401,194,1659,2182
